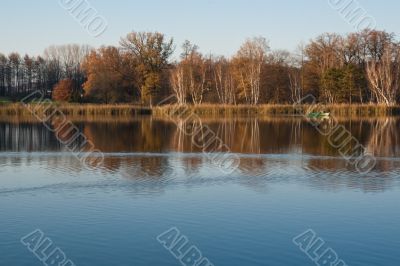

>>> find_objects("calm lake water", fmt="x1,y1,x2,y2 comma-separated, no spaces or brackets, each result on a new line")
0,116,399,266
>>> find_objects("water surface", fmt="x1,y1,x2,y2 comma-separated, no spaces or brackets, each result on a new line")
0,116,399,266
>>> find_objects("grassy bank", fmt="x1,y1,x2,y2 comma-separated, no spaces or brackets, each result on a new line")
153,104,400,117
0,103,399,118
0,103,151,117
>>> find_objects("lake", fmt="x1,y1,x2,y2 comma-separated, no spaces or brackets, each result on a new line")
0,116,399,266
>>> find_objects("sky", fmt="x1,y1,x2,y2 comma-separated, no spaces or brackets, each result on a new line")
0,0,399,58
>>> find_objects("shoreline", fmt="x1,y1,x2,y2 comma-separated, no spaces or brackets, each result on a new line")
0,103,399,118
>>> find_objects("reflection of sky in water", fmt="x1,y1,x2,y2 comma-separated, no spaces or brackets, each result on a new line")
1,118,400,265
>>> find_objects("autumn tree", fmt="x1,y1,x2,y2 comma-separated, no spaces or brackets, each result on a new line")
232,37,269,105
120,31,174,106
3,29,400,106
44,44,91,100
263,50,292,103
52,79,74,102
82,46,137,103
305,33,344,76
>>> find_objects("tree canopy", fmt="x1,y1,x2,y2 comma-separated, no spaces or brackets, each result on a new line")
1,30,400,106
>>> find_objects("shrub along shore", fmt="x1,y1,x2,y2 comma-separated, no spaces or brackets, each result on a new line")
0,103,399,118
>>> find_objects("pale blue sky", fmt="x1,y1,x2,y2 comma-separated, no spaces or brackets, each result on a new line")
0,0,398,57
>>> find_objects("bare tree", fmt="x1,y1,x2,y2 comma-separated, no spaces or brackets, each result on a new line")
366,42,400,105
170,64,187,105
213,56,236,105
288,67,302,103
287,46,305,103
233,37,269,105
171,41,208,105
188,53,208,105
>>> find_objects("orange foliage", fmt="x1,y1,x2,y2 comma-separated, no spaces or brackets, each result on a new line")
52,79,74,102
81,47,137,103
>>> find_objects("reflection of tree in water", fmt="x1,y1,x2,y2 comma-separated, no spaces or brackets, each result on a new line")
2,117,400,194
114,157,173,196
173,120,186,152
215,119,237,151
362,118,400,173
120,157,171,179
0,122,61,151
82,118,175,153
236,157,267,177
258,118,304,154
365,118,400,157
181,157,203,175
205,118,262,154
239,118,261,154
214,118,268,175
97,157,122,172
290,119,302,148
172,119,204,153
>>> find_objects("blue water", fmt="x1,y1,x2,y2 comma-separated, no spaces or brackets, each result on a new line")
1,119,400,266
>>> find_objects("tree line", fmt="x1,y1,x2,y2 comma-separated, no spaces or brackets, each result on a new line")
0,44,91,101
1,29,400,106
